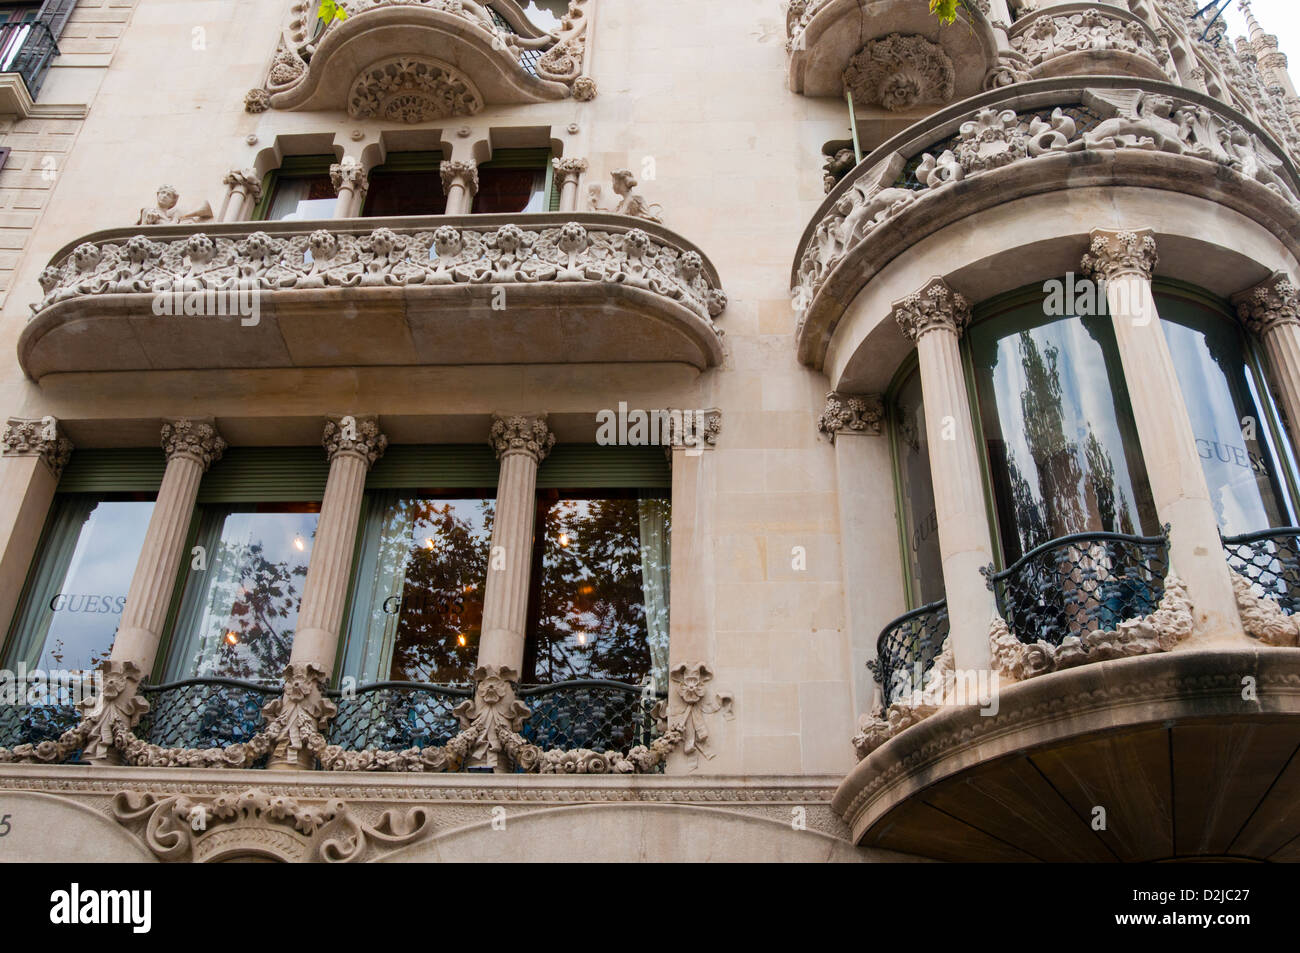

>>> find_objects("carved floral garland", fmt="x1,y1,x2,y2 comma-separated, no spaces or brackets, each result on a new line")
1232,571,1300,646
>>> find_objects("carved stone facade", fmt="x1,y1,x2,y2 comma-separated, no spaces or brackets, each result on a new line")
1,417,72,477
842,34,955,112
817,393,884,441
891,278,971,343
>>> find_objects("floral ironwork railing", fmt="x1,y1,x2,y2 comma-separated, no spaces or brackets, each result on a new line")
327,681,472,751
136,678,281,751
518,680,664,753
1223,527,1300,615
983,529,1171,647
0,682,81,750
869,600,949,707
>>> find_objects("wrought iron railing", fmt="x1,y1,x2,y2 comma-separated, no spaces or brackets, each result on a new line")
0,678,82,750
983,530,1170,647
0,20,60,100
1223,527,1300,615
136,678,280,750
518,680,664,753
327,680,472,751
869,600,949,707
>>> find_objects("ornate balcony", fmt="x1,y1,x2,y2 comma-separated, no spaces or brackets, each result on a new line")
249,0,594,120
1006,4,1171,83
20,213,727,379
1224,527,1300,615
868,599,948,707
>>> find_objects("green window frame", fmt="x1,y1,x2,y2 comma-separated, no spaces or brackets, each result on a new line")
251,155,338,222
474,147,559,214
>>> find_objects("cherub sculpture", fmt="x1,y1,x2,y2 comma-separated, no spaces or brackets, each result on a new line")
137,185,213,225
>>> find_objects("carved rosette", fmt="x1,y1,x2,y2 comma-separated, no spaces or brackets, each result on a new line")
2,416,73,477
891,278,971,343
439,159,479,200
489,414,555,462
842,34,955,111
1232,272,1300,338
666,663,733,764
817,393,883,441
348,56,484,122
1081,228,1159,282
323,415,387,468
161,419,226,471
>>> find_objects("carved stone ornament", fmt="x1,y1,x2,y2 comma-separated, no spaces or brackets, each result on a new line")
488,414,555,462
891,277,971,343
1232,272,1300,337
222,168,262,202
323,415,387,468
243,88,270,113
2,416,73,477
111,787,435,863
589,169,664,224
161,419,226,471
439,159,479,198
988,574,1194,683
31,221,728,324
263,663,340,768
1232,571,1300,646
551,155,588,186
842,34,955,112
1010,9,1164,71
137,185,212,226
817,393,883,441
1081,228,1159,283
329,156,368,195
348,56,484,122
664,408,721,451
852,639,953,761
451,665,532,769
665,663,734,765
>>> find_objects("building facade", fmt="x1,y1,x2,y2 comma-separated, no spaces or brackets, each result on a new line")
0,0,1299,862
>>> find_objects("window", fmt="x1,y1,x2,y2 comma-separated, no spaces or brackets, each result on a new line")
0,4,39,73
890,363,944,606
361,151,447,218
519,0,568,31
255,155,339,221
472,148,556,214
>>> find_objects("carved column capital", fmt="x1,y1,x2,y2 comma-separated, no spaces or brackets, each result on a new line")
817,393,884,441
161,419,226,471
222,167,262,201
329,157,367,196
489,414,555,462
1232,272,1300,337
891,277,971,343
2,416,73,477
666,408,721,452
1081,228,1159,282
439,159,479,199
322,415,387,468
551,156,588,185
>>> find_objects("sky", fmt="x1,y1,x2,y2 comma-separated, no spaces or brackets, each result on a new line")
1223,0,1300,65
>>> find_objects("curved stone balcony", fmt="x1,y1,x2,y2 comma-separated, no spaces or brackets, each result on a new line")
791,76,1300,373
1007,3,1172,83
258,0,593,121
19,213,726,379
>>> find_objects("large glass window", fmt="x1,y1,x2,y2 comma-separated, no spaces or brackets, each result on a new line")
524,490,670,688
258,156,338,221
4,494,154,673
362,152,448,218
891,365,944,606
970,291,1160,564
472,149,553,214
341,492,494,685
1158,289,1298,534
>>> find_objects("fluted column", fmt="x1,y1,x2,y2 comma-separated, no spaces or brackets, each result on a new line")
440,160,479,216
220,168,261,222
1082,228,1243,643
892,279,995,671
1233,272,1300,451
288,416,387,676
477,415,554,671
112,420,225,678
0,418,72,642
551,157,588,212
329,157,368,218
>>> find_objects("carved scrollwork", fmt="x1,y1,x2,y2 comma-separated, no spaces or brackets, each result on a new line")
348,56,484,122
842,34,954,112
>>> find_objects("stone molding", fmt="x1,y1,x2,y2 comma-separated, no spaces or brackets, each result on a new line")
1,416,73,477
890,277,971,343
1080,227,1159,282
488,414,554,462
817,393,883,441
160,419,226,471
1231,571,1300,646
1232,271,1300,337
842,34,955,112
322,415,387,468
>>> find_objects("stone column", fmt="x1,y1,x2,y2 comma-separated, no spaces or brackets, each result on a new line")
220,168,262,222
287,416,387,677
1082,228,1242,642
1233,272,1300,450
892,278,995,672
440,160,479,215
330,157,368,218
0,418,72,643
818,394,905,716
112,420,226,680
477,415,554,672
551,157,588,212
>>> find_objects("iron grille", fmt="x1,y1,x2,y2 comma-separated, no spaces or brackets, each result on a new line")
0,696,79,748
327,681,472,751
486,5,545,78
1223,527,1300,614
870,601,949,706
137,678,279,750
0,19,60,100
983,530,1170,647
518,680,664,754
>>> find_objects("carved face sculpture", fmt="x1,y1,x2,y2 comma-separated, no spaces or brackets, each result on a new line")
610,169,636,197
156,186,179,211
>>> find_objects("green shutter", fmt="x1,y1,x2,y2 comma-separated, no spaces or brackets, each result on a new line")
366,445,500,489
369,150,444,172
480,147,552,169
196,447,330,503
57,449,166,493
538,445,671,488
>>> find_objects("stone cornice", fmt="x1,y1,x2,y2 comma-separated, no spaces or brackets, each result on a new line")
161,419,226,471
489,414,554,462
891,278,971,343
323,415,387,468
1232,271,1300,337
817,393,883,440
2,416,73,477
1081,227,1159,282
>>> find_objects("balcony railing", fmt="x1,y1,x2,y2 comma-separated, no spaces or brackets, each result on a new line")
0,686,80,750
869,600,949,707
1223,527,1300,615
328,681,471,751
137,678,280,750
0,19,59,100
983,530,1171,647
518,680,664,753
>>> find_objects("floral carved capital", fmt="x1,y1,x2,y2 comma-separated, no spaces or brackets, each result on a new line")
329,157,368,195
439,159,479,199
161,419,226,471
323,415,387,468
222,168,262,200
489,414,555,462
817,393,883,441
1232,272,1300,338
891,277,971,343
2,416,73,477
551,156,588,186
1081,228,1159,282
